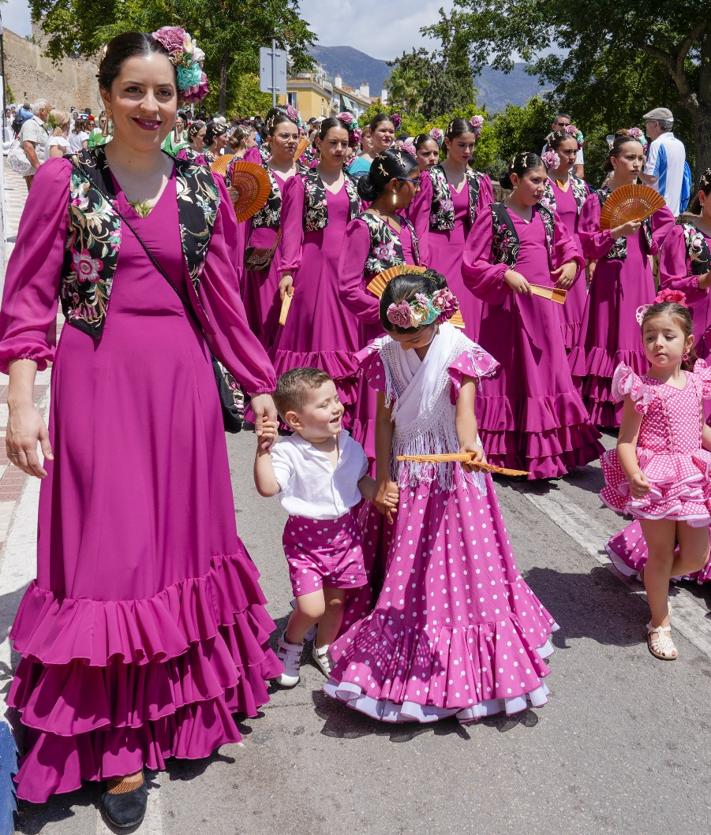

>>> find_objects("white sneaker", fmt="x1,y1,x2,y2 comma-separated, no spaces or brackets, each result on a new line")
275,636,303,687
311,644,332,678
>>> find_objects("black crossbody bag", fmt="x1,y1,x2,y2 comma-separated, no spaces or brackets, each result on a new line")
115,207,243,433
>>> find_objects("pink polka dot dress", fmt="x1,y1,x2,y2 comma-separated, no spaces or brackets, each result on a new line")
324,325,558,723
601,361,711,525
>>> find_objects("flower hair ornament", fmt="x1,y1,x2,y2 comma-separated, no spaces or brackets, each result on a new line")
152,26,208,102
429,127,444,147
635,289,688,324
469,114,485,136
626,127,648,148
390,113,402,130
337,112,362,147
387,288,459,329
541,149,560,170
699,167,711,191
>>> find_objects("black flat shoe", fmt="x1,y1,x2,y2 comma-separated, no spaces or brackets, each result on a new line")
100,781,148,830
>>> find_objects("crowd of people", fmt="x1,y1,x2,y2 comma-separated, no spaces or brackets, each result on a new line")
0,24,709,829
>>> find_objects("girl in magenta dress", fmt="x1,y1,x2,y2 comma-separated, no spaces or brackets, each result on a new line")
241,111,300,349
271,117,362,427
409,117,493,341
541,128,591,352
606,171,711,581
338,148,422,461
0,33,280,808
462,152,602,479
324,270,557,723
600,295,711,659
569,135,676,428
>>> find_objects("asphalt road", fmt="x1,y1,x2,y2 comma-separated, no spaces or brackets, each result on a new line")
10,430,711,835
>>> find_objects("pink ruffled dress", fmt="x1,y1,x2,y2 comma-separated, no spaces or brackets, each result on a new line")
0,159,281,803
600,362,711,525
324,325,557,724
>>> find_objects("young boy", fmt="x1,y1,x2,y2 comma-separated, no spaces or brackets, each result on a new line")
254,368,398,686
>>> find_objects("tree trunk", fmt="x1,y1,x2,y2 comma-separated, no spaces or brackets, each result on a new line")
218,54,228,114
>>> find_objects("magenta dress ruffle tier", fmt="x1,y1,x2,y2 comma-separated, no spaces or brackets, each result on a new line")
545,178,589,351
0,159,281,803
462,207,603,479
270,176,360,425
408,170,494,341
569,197,676,428
325,335,557,723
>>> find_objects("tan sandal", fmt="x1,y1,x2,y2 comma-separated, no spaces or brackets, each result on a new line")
646,622,678,661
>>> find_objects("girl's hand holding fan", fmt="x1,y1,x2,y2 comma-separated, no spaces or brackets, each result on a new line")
504,269,531,294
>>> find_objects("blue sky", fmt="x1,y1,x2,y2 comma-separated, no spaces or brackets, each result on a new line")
2,0,451,59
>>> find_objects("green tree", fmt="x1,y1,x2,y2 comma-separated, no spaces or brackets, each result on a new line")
228,73,272,119
30,0,315,113
425,1,710,174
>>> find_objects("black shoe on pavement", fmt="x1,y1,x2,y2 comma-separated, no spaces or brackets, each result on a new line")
100,780,148,830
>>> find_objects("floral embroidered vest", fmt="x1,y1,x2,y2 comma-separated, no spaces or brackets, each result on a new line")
62,147,219,339
303,168,361,232
596,187,653,261
251,166,283,230
429,165,483,231
360,211,421,277
490,202,555,267
541,175,589,215
681,223,711,276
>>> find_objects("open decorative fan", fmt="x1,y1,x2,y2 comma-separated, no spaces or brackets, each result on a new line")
396,453,528,477
530,284,567,304
599,184,666,230
294,136,310,161
367,264,466,329
209,153,235,177
229,161,272,222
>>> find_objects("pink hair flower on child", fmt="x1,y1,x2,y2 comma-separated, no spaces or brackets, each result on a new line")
390,113,402,130
655,288,687,307
387,300,414,329
470,115,485,134
429,127,444,146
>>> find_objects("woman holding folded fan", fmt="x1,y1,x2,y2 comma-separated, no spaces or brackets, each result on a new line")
462,151,602,479
0,29,280,827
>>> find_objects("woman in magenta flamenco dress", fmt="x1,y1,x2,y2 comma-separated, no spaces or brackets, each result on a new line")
540,128,591,352
240,111,301,350
325,271,557,723
0,32,280,826
271,117,362,428
606,171,711,582
462,152,602,479
569,135,675,428
408,117,493,341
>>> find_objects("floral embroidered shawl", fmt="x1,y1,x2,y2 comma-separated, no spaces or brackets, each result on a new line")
360,211,421,277
490,202,555,267
303,168,361,232
63,147,219,339
541,175,590,215
429,165,483,231
681,223,711,276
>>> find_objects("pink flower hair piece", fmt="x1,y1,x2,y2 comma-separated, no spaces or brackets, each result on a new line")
655,289,687,306
541,150,560,170
390,113,402,130
429,127,444,146
470,115,485,134
386,300,413,329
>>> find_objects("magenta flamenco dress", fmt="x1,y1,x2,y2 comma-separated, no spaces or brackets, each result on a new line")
569,196,675,428
462,206,603,479
603,362,711,584
325,326,557,723
0,159,281,803
408,169,494,340
270,176,360,425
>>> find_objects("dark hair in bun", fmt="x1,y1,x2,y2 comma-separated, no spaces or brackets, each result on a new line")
604,134,643,172
98,32,174,91
380,269,448,333
499,151,544,190
357,147,418,201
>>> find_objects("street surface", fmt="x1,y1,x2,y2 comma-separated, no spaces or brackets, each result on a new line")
1,162,711,834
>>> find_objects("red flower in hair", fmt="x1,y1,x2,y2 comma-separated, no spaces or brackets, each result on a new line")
655,289,687,307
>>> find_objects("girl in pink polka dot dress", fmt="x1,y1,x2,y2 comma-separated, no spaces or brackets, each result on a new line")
324,269,558,724
599,292,711,660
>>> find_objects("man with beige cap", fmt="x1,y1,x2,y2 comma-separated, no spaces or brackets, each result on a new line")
640,106,687,216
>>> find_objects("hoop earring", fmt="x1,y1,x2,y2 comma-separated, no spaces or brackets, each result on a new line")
683,351,690,361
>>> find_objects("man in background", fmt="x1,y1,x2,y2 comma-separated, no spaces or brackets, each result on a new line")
641,107,688,217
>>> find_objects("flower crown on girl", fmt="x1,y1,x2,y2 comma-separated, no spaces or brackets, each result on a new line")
387,287,459,329
151,27,208,102
635,289,688,325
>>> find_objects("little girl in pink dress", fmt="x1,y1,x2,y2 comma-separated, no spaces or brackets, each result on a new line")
324,269,557,723
600,291,711,660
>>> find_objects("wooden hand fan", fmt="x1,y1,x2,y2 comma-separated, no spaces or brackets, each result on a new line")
396,453,528,477
279,289,294,326
294,136,310,161
209,153,235,177
599,184,666,230
229,160,272,222
367,264,466,329
529,284,567,304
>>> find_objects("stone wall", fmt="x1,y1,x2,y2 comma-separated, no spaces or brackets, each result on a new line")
3,26,101,112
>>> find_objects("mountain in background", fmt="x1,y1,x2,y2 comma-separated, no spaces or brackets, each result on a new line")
308,45,547,113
